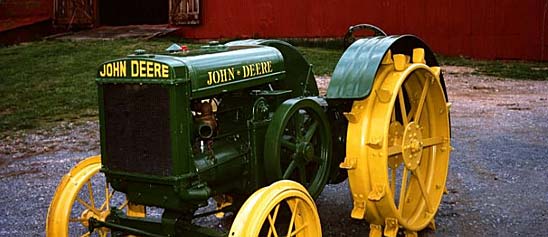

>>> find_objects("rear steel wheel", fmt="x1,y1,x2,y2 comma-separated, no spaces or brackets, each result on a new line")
46,156,145,236
229,180,322,237
343,49,451,234
265,98,332,199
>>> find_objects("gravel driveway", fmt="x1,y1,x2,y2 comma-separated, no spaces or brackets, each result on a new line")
1,67,547,236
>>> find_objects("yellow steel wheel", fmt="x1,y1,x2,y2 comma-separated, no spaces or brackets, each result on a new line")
343,49,451,234
229,180,322,237
46,155,145,236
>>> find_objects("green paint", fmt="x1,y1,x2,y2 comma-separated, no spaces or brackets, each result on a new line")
95,40,329,236
327,35,445,99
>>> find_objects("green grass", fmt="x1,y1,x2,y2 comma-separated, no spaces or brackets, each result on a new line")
437,55,548,80
0,39,194,133
0,38,546,135
298,47,343,76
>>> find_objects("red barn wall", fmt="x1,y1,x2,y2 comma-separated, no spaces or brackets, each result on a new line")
0,0,52,20
176,0,548,61
0,0,53,31
0,0,53,44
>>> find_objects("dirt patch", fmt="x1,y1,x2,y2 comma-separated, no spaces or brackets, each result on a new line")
444,65,476,75
0,120,99,167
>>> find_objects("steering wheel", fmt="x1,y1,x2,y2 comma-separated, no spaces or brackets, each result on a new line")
343,24,387,49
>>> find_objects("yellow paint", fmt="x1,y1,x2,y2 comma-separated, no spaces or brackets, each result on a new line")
99,61,127,77
46,156,102,236
242,61,273,78
230,180,322,236
206,61,273,86
99,60,169,78
344,49,451,234
207,67,235,85
130,61,139,77
127,203,146,218
46,155,145,236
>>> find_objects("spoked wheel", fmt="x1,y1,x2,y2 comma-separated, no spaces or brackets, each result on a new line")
344,49,451,235
229,180,322,237
46,155,145,237
264,98,332,199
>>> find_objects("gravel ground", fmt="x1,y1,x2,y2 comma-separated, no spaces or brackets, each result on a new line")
1,67,547,236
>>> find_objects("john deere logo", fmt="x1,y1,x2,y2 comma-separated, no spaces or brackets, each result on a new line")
98,60,170,78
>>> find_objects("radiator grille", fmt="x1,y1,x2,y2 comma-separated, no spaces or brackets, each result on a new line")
102,84,172,176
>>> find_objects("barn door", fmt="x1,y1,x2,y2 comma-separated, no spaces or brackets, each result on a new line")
169,0,201,25
53,0,96,28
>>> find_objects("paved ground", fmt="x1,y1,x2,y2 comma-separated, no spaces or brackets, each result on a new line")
1,67,548,236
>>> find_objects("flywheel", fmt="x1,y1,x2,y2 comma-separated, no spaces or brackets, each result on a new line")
46,155,145,236
264,98,332,199
229,180,322,237
341,48,451,235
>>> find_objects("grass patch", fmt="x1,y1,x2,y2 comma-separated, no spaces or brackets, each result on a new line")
437,55,548,80
0,38,546,135
298,47,343,76
0,39,195,134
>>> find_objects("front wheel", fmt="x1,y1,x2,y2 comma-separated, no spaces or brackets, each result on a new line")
229,180,322,237
46,155,145,236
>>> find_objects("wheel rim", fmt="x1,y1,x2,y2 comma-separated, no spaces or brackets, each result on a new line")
46,155,144,236
230,180,322,237
265,98,332,199
345,49,451,231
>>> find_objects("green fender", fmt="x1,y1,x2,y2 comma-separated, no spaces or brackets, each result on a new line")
326,35,447,100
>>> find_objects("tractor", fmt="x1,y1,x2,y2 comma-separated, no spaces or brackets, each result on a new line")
46,25,451,237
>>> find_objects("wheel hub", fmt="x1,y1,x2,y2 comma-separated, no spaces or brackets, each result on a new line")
80,209,94,228
402,121,423,171
297,142,315,162
80,208,110,228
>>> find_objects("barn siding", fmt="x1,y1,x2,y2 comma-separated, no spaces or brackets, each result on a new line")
0,0,54,44
0,0,52,19
175,0,548,60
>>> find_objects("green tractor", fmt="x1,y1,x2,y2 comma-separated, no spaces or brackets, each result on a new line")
47,25,451,237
